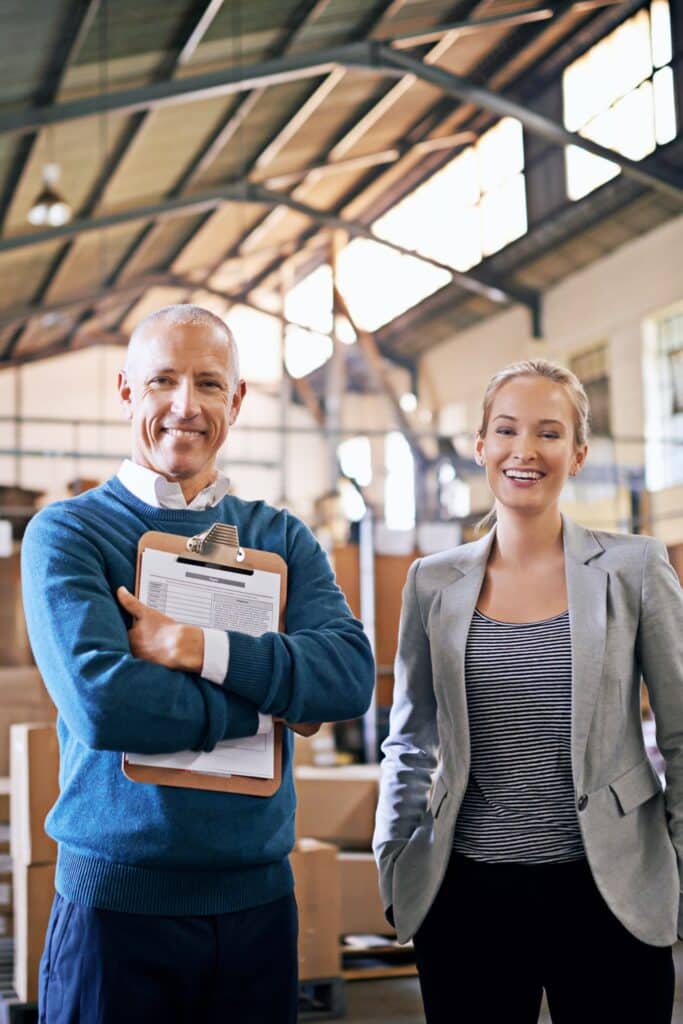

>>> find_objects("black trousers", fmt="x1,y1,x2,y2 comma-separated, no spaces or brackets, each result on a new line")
413,852,675,1024
38,892,299,1024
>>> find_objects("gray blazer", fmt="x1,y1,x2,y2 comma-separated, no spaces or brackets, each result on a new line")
373,517,683,946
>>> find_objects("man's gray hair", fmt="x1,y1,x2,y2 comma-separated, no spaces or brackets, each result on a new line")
126,304,240,393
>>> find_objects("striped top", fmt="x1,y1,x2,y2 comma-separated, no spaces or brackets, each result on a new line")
452,608,585,864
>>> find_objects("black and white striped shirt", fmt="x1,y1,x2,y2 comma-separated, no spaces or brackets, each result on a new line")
452,608,585,864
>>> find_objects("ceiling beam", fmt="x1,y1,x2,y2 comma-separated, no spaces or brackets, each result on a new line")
0,43,384,138
104,0,346,295
10,1,234,355
0,180,540,310
0,3,581,140
333,285,428,466
373,45,683,203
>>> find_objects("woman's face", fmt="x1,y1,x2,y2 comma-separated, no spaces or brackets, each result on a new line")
475,375,588,519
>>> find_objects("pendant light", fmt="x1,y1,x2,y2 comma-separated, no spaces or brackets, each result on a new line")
27,163,72,227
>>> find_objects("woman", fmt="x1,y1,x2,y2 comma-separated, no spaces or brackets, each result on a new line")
374,360,682,1023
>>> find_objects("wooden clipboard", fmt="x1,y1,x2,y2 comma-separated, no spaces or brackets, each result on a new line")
122,523,287,797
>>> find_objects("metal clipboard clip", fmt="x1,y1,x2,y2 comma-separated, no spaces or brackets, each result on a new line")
186,523,246,562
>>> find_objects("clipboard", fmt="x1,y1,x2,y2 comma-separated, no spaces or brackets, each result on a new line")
122,523,287,797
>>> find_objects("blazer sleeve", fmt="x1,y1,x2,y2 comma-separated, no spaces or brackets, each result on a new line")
373,558,439,910
636,539,683,931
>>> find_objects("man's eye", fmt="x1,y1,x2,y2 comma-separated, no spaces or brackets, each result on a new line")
201,380,221,388
541,432,560,439
150,377,171,385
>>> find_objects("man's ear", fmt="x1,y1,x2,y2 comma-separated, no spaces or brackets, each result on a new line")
117,371,133,420
229,379,247,426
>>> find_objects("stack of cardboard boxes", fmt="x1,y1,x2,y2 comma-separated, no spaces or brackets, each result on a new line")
10,724,59,1003
295,765,395,955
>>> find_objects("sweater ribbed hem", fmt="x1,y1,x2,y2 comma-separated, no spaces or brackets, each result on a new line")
56,847,293,916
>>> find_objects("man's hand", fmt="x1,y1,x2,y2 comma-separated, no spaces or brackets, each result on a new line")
117,586,203,673
275,719,322,737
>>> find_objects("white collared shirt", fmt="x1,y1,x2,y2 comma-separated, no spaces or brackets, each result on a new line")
117,461,270,734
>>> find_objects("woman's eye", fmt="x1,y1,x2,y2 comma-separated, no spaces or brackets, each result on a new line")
496,427,514,435
541,432,559,439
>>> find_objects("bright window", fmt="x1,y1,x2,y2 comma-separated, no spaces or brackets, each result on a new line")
338,436,372,487
563,2,676,201
336,117,527,330
643,306,683,490
384,431,415,530
224,305,282,384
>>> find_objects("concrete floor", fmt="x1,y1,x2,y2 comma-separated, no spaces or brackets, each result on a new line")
343,943,683,1022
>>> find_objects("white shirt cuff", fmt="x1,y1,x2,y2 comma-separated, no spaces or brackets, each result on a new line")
200,628,229,685
257,713,273,735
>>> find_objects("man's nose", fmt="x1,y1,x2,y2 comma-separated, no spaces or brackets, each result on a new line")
171,380,200,417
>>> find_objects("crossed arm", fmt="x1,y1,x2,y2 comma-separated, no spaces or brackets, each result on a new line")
116,585,320,737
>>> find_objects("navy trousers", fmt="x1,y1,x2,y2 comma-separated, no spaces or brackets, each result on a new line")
38,892,298,1024
413,852,675,1024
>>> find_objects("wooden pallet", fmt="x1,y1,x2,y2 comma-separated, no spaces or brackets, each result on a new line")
0,939,37,1024
341,936,417,982
298,976,346,1019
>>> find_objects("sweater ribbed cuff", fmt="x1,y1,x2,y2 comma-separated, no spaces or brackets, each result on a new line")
225,631,277,711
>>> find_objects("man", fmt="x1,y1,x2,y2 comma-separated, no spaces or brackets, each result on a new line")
21,304,374,1024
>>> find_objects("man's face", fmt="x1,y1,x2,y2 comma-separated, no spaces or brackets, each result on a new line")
117,321,245,499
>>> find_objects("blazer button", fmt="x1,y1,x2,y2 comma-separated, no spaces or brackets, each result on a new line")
578,794,588,812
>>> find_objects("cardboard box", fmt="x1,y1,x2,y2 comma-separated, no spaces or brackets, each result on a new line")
13,862,55,1002
0,668,56,776
0,776,9,822
338,852,395,937
0,871,11,911
293,723,337,767
295,765,380,849
10,723,59,866
290,839,341,981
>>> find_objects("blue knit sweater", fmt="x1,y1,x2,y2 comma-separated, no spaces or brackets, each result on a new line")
21,477,374,915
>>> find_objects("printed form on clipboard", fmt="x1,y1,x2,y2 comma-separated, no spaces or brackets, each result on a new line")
125,546,281,780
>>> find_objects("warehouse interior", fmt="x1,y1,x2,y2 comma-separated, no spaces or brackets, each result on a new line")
0,0,682,1019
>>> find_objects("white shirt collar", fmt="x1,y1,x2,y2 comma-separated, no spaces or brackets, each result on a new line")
117,460,230,511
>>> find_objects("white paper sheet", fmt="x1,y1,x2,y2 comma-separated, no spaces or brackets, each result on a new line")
125,547,281,779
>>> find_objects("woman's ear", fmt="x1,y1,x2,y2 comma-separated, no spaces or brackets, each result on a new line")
570,443,589,477
474,433,485,467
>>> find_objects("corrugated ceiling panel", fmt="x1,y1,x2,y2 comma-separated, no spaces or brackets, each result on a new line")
251,69,389,179
0,0,68,105
99,95,237,208
74,0,191,65
118,214,208,281
196,0,316,56
44,222,148,303
0,241,63,312
172,201,270,274
192,81,321,189
123,286,189,331
2,112,134,235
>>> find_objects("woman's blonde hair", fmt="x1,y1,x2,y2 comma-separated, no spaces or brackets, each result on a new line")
476,359,590,530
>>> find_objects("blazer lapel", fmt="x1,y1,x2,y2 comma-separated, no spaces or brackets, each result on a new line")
436,528,495,771
562,516,607,786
